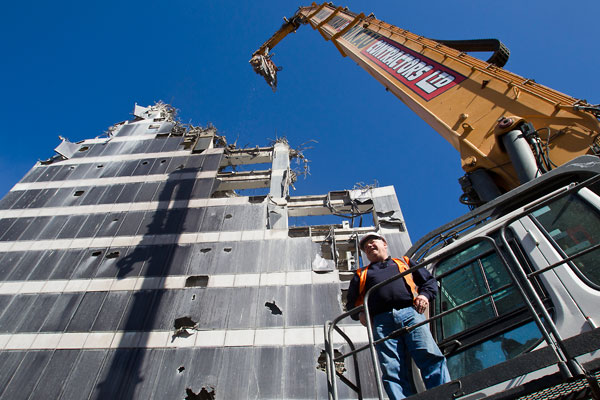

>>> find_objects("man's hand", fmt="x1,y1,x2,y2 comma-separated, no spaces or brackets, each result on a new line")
359,311,367,327
413,295,429,314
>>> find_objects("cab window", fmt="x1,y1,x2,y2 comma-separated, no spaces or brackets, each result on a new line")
531,192,600,287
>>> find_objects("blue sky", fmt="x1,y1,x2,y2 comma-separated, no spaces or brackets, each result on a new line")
1,0,598,241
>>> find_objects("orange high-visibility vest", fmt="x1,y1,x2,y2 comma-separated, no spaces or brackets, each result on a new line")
354,256,419,307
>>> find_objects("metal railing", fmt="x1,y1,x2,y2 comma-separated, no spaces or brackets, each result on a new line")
324,175,600,400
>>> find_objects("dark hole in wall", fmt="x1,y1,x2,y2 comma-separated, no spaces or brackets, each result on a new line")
178,366,185,373
79,146,89,152
185,387,215,400
200,248,211,253
97,164,104,168
317,349,346,374
224,214,232,219
174,316,197,330
91,251,102,257
106,251,120,259
185,275,209,288
248,195,266,204
265,301,283,315
223,248,232,253
73,190,85,197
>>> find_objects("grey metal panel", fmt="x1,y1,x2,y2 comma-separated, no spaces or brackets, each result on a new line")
145,209,184,235
98,160,123,178
201,154,222,171
139,244,174,277
118,290,157,331
131,158,155,176
19,216,51,240
312,283,344,326
184,348,221,397
199,205,225,232
186,154,205,169
131,139,152,154
0,251,23,280
115,182,142,203
77,214,108,238
212,241,237,274
20,165,45,183
81,163,107,180
196,288,232,329
11,189,42,209
244,203,267,230
15,293,58,332
6,250,44,281
227,287,259,329
256,285,286,328
99,184,125,204
120,349,164,399
149,158,170,175
43,188,71,207
37,215,69,240
385,231,413,260
99,141,124,156
134,181,161,202
145,289,179,330
181,207,205,233
166,244,193,276
284,346,317,399
170,287,205,328
263,239,288,273
28,188,58,208
0,216,33,241
0,191,24,209
94,247,128,278
28,249,67,280
288,237,313,271
162,136,184,152
150,348,193,400
56,215,88,239
85,142,107,157
96,212,125,237
29,349,81,400
187,243,218,275
0,218,17,239
0,349,52,400
117,245,150,278
231,240,262,274
115,124,136,137
221,204,249,231
173,179,195,201
146,137,167,153
286,285,313,327
70,249,104,279
115,211,145,236
59,350,107,400
0,351,26,397
116,160,140,177
49,249,86,279
0,295,13,322
254,347,285,397
150,182,167,202
40,292,84,332
217,347,255,399
66,291,108,332
37,165,61,181
52,165,75,180
66,163,94,180
0,294,36,333
191,178,215,199
157,121,174,135
164,156,189,174
91,291,131,331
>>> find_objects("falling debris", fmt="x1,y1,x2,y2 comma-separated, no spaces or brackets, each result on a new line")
185,387,216,400
172,316,198,342
264,301,283,315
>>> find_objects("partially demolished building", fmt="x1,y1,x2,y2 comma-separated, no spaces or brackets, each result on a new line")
0,103,411,399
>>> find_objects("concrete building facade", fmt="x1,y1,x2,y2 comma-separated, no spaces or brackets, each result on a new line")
0,103,411,399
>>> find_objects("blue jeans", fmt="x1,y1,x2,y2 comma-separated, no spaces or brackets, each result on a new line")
372,307,450,399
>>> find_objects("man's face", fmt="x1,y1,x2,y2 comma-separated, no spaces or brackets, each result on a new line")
363,238,388,263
